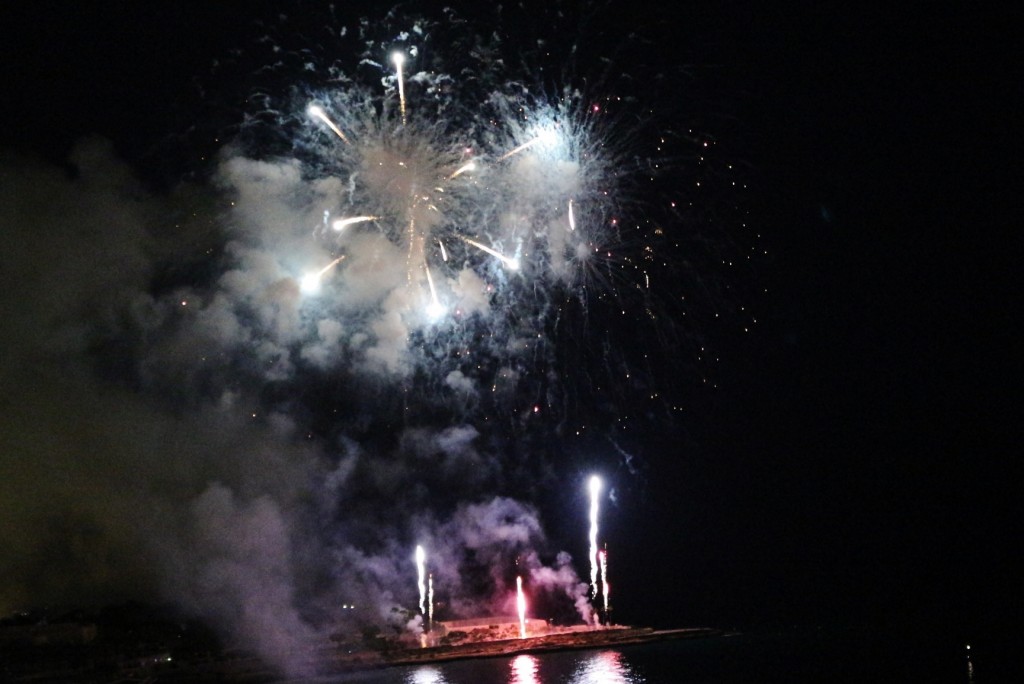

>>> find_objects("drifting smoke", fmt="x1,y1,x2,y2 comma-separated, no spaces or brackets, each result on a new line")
0,111,604,675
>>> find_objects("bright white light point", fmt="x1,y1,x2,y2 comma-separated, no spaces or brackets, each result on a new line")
301,256,346,295
332,215,378,231
306,103,349,144
299,273,321,294
425,300,446,321
538,126,559,146
506,258,520,271
449,161,476,179
391,52,405,66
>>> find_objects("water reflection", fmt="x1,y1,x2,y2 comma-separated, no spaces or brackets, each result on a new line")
404,665,449,684
569,650,640,683
510,654,540,684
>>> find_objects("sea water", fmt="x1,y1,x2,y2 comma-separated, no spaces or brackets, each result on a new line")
294,626,985,683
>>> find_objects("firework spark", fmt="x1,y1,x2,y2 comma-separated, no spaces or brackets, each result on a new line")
331,216,379,231
460,237,520,271
306,103,349,144
299,256,346,295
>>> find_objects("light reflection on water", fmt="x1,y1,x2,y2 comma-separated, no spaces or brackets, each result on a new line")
400,649,640,684
333,628,973,684
569,650,639,683
404,665,449,684
510,654,540,684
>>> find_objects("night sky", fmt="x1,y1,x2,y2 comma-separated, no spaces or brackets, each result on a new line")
1,0,1018,673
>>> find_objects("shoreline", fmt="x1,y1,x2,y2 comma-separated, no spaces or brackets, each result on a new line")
1,623,730,681
322,626,730,673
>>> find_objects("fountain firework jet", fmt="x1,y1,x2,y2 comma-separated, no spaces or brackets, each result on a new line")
415,545,427,615
516,575,527,638
588,475,602,598
599,547,609,621
427,573,434,630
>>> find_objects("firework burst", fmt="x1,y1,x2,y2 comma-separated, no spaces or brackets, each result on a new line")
299,56,620,333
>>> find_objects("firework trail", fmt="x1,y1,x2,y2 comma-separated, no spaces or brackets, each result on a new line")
427,573,434,630
599,547,609,622
588,475,602,599
299,255,345,295
415,544,427,615
516,575,527,638
391,52,407,126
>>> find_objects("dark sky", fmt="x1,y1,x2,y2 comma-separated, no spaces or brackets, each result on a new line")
0,0,1017,662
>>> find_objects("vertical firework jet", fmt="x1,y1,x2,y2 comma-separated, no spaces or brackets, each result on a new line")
599,546,610,623
415,545,427,616
588,475,602,599
427,573,434,631
516,575,527,638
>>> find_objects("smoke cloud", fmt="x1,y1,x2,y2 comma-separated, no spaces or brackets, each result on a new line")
1,114,597,674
